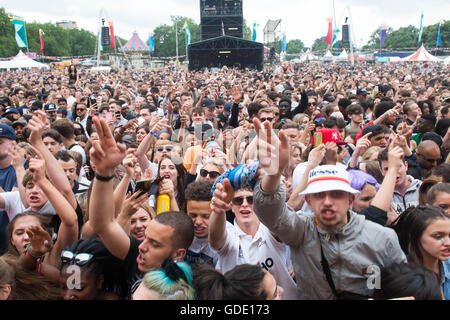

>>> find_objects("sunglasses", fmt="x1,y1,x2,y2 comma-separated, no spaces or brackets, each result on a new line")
61,250,93,266
77,108,86,111
200,169,220,179
260,117,274,122
232,196,253,206
247,90,255,93
308,102,317,106
156,146,173,152
315,118,326,122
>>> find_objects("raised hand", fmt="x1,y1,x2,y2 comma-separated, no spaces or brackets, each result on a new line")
120,191,149,219
10,145,25,170
25,225,53,256
28,146,46,184
356,132,372,155
27,110,47,145
253,117,290,176
307,144,326,169
90,116,127,177
210,179,234,214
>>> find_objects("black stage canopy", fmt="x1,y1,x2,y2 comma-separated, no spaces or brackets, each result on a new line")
188,35,264,71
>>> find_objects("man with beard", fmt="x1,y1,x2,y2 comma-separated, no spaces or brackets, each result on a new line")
12,120,27,143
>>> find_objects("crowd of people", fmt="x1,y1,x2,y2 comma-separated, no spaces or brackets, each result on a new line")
0,59,449,300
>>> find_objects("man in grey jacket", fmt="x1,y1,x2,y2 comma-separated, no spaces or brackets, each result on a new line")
212,118,407,300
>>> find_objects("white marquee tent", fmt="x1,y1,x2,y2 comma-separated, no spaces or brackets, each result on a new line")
336,49,349,62
322,50,334,62
0,50,49,70
401,45,442,62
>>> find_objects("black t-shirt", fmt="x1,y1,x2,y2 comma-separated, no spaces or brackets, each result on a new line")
358,205,387,226
122,235,143,295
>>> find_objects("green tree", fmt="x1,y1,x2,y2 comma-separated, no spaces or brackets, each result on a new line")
0,8,19,57
311,36,328,52
152,16,200,58
286,39,305,54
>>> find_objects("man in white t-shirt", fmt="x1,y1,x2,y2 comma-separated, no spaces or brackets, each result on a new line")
0,171,57,222
210,184,298,300
184,180,219,266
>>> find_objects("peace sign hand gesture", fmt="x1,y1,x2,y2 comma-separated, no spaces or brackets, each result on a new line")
90,117,127,177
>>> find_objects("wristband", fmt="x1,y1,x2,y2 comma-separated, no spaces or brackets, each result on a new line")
150,130,160,138
95,173,115,181
25,243,45,260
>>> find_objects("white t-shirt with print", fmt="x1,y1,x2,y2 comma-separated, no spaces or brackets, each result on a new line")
215,220,298,300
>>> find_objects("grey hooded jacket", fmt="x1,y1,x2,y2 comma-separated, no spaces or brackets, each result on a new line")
253,181,407,300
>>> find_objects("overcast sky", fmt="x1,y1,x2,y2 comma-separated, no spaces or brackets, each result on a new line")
2,0,449,48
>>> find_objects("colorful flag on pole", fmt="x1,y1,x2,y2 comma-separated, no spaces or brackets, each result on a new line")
281,33,287,52
108,20,116,49
252,22,258,41
10,18,29,51
324,18,333,45
437,20,443,47
98,31,103,52
380,25,387,49
332,28,340,48
39,29,44,53
418,12,424,44
148,33,155,53
184,22,191,46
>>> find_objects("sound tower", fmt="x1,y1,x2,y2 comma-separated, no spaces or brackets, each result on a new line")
189,0,264,71
342,24,350,45
200,0,243,40
101,26,111,46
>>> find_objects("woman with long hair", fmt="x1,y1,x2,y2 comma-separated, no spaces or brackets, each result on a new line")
157,155,187,213
393,206,450,299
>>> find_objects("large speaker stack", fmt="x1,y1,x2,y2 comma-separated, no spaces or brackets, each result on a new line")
189,0,264,71
200,0,243,40
342,24,350,46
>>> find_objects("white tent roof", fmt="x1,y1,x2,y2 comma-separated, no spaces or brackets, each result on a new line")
401,45,442,62
444,56,450,65
300,50,319,62
0,50,50,70
336,49,349,61
322,50,334,61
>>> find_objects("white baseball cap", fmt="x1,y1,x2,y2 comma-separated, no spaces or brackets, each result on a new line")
299,165,360,196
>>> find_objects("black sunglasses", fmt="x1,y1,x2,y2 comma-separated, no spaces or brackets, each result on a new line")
200,169,220,179
232,196,253,206
308,102,317,106
77,108,86,111
260,117,274,122
61,250,93,266
156,146,173,152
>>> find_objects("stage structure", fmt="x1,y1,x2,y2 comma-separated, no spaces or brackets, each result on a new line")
263,19,281,44
189,0,264,70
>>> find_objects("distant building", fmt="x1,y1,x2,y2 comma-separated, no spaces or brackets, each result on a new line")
56,21,77,30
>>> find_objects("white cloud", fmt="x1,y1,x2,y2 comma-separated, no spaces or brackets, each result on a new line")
2,0,449,48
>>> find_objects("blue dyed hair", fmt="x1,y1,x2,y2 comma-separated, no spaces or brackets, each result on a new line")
141,261,195,300
348,169,380,192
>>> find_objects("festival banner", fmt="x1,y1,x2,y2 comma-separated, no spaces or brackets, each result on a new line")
10,18,29,51
108,20,116,49
184,22,191,46
39,29,44,54
149,33,155,54
380,25,387,49
437,20,443,47
418,12,424,44
324,18,333,45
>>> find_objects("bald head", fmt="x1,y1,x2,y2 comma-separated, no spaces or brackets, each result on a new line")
417,140,441,170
